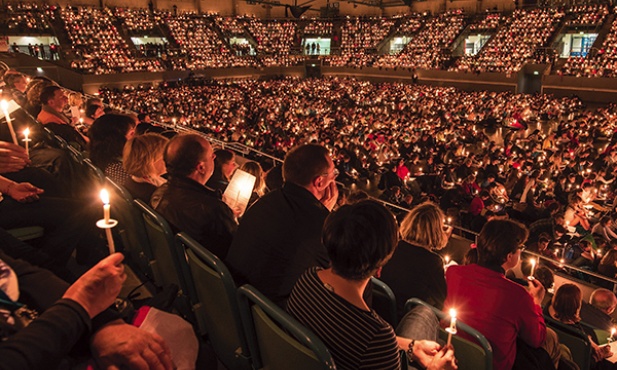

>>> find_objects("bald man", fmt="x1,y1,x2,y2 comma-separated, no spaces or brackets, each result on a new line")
151,134,237,258
580,288,617,331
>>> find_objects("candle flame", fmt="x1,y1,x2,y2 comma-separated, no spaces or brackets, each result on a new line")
612,328,616,337
23,128,30,137
449,308,457,319
0,100,7,111
100,189,110,205
445,255,450,264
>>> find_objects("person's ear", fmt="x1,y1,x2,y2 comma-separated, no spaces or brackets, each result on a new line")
313,174,325,189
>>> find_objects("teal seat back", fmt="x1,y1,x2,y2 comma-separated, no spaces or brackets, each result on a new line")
238,285,336,370
177,233,252,370
545,316,592,370
133,199,184,290
371,277,398,328
405,298,493,370
7,226,44,241
105,179,153,279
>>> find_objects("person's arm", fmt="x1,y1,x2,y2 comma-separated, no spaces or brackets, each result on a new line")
0,253,126,370
0,299,91,370
518,279,547,348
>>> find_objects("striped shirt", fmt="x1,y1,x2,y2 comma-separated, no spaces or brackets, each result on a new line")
287,267,401,370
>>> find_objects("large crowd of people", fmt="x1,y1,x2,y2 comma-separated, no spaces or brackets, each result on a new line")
451,8,565,74
5,43,617,368
374,10,465,70
9,3,617,78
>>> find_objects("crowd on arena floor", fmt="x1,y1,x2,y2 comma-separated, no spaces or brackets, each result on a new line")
5,62,617,368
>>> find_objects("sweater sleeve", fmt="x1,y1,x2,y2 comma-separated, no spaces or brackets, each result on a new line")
0,299,91,370
517,294,547,348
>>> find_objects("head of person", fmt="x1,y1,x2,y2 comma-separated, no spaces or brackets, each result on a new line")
323,200,398,281
164,133,214,185
283,144,336,200
552,283,582,323
476,219,529,271
534,266,555,292
40,85,68,112
400,202,448,251
590,288,617,315
4,71,27,93
89,114,137,170
600,249,617,267
123,133,169,179
213,149,237,181
86,102,105,120
240,160,266,196
68,92,83,108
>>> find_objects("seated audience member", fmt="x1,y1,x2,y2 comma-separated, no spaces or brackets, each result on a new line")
546,284,613,366
0,141,105,270
88,114,136,185
380,202,449,321
580,288,617,332
0,238,173,370
3,71,27,107
37,86,88,151
122,133,169,203
445,219,561,370
226,144,338,308
239,160,267,207
598,249,617,279
82,102,105,127
206,149,237,194
151,134,237,259
593,216,617,242
287,200,457,370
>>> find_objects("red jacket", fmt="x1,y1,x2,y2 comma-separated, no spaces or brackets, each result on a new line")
445,264,546,370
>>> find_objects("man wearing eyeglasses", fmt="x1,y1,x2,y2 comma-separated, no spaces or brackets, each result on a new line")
226,143,338,308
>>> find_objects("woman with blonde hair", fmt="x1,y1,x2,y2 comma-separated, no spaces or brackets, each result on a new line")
240,160,266,206
380,202,449,321
122,133,169,202
67,92,83,125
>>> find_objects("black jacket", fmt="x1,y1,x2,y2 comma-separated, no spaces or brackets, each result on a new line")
151,176,237,259
226,182,330,308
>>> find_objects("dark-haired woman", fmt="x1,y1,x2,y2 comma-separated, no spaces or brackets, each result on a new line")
287,200,456,370
89,114,136,185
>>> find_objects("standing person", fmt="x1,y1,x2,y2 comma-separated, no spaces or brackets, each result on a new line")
226,144,338,307
445,219,560,370
380,202,449,321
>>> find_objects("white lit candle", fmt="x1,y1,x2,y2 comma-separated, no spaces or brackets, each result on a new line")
1,100,18,145
446,308,457,346
22,128,30,156
99,189,115,254
529,258,536,279
100,189,110,223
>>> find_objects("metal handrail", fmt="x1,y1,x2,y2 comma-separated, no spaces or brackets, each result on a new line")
523,250,617,287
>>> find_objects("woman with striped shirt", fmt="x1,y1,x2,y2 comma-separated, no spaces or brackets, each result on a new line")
287,200,457,370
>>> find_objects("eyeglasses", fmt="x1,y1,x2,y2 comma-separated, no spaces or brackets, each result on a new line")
321,168,339,179
518,245,526,252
